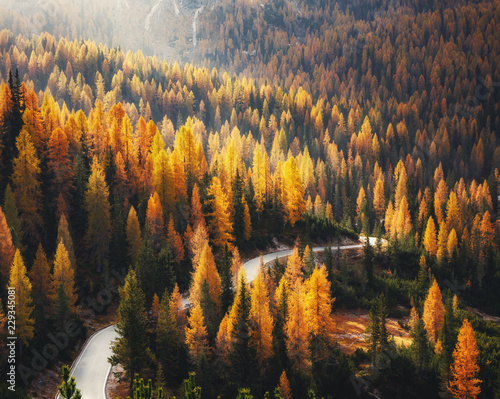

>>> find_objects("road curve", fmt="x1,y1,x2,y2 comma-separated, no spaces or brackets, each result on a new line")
57,325,118,399
242,236,377,284
64,237,376,398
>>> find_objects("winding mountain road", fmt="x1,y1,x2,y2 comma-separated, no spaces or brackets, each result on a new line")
63,237,376,398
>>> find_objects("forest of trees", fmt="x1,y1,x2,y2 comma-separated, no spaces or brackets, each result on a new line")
0,0,499,398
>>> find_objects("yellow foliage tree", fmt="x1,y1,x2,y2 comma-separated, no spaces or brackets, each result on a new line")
207,176,234,250
52,241,77,312
304,265,336,362
285,280,310,373
282,157,306,227
29,244,54,315
437,221,448,263
189,242,221,308
448,319,481,399
279,370,293,399
126,206,142,265
249,271,274,368
422,279,445,342
423,216,438,256
185,304,209,365
284,247,303,285
373,178,385,220
8,249,34,346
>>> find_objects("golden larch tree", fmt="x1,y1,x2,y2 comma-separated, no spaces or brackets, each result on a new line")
52,241,78,312
189,242,221,308
207,176,234,250
285,279,310,373
8,249,34,346
373,177,385,220
167,218,185,264
304,265,336,362
447,229,458,259
448,319,481,399
394,161,407,208
29,244,55,314
434,179,448,225
12,128,43,246
185,304,209,365
190,184,206,229
284,247,303,285
0,206,15,284
480,211,496,261
279,370,293,399
395,195,412,237
126,206,142,265
252,144,270,214
190,222,209,271
423,216,438,257
85,158,111,269
146,192,165,252
152,148,174,214
437,221,449,263
249,270,274,368
446,191,462,235
47,127,73,215
216,313,232,363
230,247,243,288
423,279,445,342
56,214,76,271
282,156,306,227
356,186,366,220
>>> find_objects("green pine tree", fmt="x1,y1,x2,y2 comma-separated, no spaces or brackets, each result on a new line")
157,288,179,385
157,246,177,297
366,303,380,366
184,372,201,399
58,365,82,399
135,237,158,305
230,272,257,389
410,317,429,372
233,170,245,244
439,291,458,391
220,245,234,315
110,269,153,391
55,282,71,332
363,238,374,287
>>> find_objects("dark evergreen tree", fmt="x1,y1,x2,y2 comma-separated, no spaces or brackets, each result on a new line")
378,294,389,348
219,245,234,314
363,238,374,287
410,317,429,372
135,237,158,305
230,272,257,389
55,282,71,332
232,170,245,244
438,291,458,391
157,245,176,296
366,303,380,366
109,269,153,391
111,194,127,270
58,364,82,399
1,69,24,190
323,245,334,283
200,279,219,341
157,288,179,386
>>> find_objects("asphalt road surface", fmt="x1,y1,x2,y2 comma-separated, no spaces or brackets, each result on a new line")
64,237,376,398
60,325,118,399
